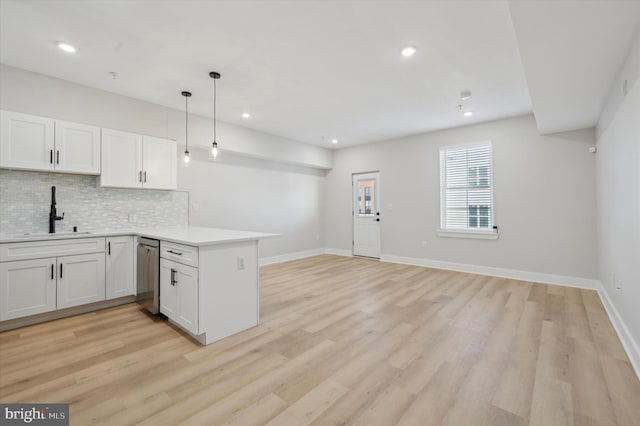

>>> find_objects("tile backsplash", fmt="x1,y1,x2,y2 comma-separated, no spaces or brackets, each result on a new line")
0,170,188,235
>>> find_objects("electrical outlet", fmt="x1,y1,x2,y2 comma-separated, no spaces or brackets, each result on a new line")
237,257,245,270
421,240,428,248
128,214,137,223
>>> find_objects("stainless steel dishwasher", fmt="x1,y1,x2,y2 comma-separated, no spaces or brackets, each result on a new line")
137,237,159,314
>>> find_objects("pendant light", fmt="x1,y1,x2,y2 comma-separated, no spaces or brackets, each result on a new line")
209,71,221,161
181,91,192,165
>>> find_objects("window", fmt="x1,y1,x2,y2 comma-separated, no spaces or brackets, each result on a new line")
439,142,495,237
357,179,375,216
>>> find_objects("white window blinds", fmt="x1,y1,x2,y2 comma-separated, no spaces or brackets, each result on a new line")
440,142,493,231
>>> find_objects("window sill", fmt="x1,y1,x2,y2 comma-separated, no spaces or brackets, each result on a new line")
437,229,499,240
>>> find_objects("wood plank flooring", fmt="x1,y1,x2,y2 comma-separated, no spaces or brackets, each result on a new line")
1,255,638,425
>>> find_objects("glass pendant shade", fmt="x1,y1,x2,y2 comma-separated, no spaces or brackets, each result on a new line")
210,141,219,161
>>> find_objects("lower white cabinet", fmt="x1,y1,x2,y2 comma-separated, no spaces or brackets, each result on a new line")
57,253,105,309
160,258,198,335
106,236,135,299
0,238,108,321
0,257,56,321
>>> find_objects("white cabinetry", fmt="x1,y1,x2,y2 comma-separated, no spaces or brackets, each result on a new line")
158,239,259,345
106,236,135,299
0,110,54,171
100,129,176,190
0,110,100,174
57,253,105,309
0,258,56,320
142,136,177,190
54,120,101,174
0,237,106,321
160,258,198,335
100,129,143,188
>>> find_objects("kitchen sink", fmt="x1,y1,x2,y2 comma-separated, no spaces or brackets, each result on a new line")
11,231,92,238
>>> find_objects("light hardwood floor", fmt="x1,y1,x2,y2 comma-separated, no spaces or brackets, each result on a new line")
1,255,639,425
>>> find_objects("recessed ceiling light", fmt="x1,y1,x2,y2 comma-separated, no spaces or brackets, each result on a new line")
401,46,416,57
331,139,338,144
57,42,76,53
241,112,251,119
460,90,472,101
463,111,473,117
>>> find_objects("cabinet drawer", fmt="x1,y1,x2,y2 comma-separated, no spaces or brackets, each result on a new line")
160,241,198,267
0,237,106,262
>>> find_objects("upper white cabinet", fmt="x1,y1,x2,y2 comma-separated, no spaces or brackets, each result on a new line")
100,129,176,190
0,110,54,171
54,120,101,174
100,129,143,188
0,110,100,174
142,136,177,190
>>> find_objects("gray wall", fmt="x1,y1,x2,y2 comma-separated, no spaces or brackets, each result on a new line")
596,31,640,368
325,114,598,280
178,149,325,259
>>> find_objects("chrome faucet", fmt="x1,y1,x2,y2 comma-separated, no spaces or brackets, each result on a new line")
49,186,64,233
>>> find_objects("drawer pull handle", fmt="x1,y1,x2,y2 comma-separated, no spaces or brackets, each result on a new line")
170,268,177,286
51,264,54,280
59,263,63,279
108,241,111,255
56,150,60,164
167,250,183,256
50,149,53,164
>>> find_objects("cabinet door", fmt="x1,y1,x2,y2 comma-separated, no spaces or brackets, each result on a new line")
0,110,55,171
0,258,56,320
106,236,135,300
160,259,198,335
54,120,101,174
142,136,177,190
57,253,105,309
174,262,198,335
99,128,143,188
160,258,178,318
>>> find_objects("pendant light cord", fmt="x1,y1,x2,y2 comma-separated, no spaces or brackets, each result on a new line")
213,77,217,142
185,95,189,151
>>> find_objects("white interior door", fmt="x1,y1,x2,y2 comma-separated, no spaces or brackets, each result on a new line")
353,172,381,258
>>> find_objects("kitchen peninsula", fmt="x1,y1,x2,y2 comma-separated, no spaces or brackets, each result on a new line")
0,226,277,345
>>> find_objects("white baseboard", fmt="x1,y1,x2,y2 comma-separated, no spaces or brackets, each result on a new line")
380,254,599,289
324,248,353,257
596,283,640,379
259,248,325,266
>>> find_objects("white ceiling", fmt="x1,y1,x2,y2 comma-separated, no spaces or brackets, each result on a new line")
509,0,640,135
0,1,637,148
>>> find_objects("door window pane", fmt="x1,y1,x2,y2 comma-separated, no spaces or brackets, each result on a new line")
357,179,375,216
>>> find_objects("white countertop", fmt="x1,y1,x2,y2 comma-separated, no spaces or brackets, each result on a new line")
0,226,278,246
